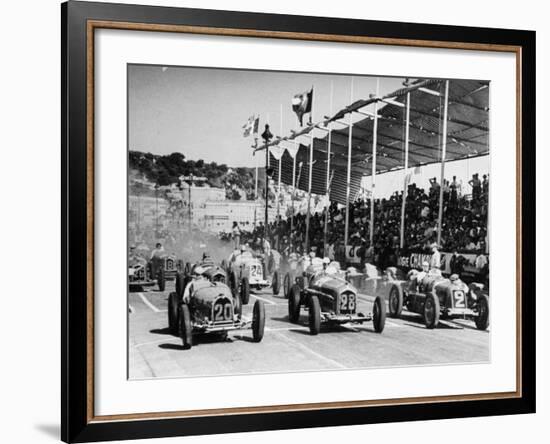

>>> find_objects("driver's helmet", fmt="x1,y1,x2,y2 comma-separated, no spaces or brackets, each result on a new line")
240,245,247,252
193,265,207,277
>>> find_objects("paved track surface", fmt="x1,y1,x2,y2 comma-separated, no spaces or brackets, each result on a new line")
129,281,490,379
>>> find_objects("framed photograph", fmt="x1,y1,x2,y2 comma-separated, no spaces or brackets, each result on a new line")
62,1,535,442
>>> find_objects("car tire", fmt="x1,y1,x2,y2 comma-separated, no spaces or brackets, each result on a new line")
157,267,166,292
283,273,291,299
388,285,403,318
423,292,440,329
233,291,242,318
373,295,386,333
288,284,301,324
240,277,250,305
308,295,321,335
475,293,490,330
175,272,186,299
230,271,238,295
272,270,280,296
178,303,193,349
252,300,265,342
168,292,180,334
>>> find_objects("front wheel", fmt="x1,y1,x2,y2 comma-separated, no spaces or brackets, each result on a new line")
240,277,250,305
252,300,265,342
168,292,180,335
424,292,440,329
475,294,490,330
272,270,280,296
178,304,193,349
373,295,386,333
388,285,403,318
308,296,321,335
288,284,301,324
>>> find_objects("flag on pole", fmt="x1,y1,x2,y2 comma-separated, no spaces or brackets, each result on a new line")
269,145,285,160
285,143,299,159
242,115,259,137
292,88,313,126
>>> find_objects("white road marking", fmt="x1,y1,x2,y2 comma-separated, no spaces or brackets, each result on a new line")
138,292,161,313
274,332,347,369
250,294,277,305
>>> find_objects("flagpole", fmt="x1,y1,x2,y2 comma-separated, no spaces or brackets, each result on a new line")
305,88,314,254
254,150,258,227
323,80,334,257
400,92,411,249
344,77,354,248
277,104,283,225
369,78,380,247
437,80,450,247
291,139,297,246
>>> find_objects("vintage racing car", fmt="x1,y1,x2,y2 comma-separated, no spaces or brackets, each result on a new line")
128,256,166,292
227,250,279,304
167,278,265,348
161,253,182,280
364,266,489,330
287,261,386,335
175,261,228,299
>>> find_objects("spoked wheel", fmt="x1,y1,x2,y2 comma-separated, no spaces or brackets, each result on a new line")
178,303,193,349
388,285,403,318
308,296,321,335
252,300,265,342
373,295,386,333
475,293,490,330
288,284,301,324
233,291,242,318
423,292,440,329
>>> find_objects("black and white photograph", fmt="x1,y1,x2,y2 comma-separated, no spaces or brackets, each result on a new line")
127,65,490,379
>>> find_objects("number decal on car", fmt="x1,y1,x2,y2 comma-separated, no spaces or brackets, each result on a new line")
213,302,233,321
453,290,466,308
339,293,356,313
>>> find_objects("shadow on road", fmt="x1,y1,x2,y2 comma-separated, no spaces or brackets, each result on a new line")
150,327,173,335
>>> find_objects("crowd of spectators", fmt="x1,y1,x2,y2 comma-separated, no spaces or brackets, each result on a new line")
237,173,489,270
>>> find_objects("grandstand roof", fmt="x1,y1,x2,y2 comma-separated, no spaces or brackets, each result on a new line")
268,78,489,205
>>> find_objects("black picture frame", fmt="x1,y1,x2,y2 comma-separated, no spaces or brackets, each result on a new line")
62,1,536,442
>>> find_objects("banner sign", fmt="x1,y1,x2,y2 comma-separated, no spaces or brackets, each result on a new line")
344,246,488,279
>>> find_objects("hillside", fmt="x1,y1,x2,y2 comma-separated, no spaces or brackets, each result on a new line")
129,150,268,200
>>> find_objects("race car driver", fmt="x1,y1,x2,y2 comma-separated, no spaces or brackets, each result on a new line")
182,265,208,304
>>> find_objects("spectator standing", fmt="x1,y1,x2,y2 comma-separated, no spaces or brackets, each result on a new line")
469,173,482,202
429,243,441,270
232,221,241,249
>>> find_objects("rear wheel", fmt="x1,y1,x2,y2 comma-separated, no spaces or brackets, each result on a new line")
475,294,490,330
229,271,238,295
168,292,180,334
308,296,321,335
240,277,250,305
157,267,165,292
252,300,265,342
178,304,193,349
373,295,386,333
272,270,280,295
283,273,291,299
233,291,242,318
175,272,186,298
288,284,301,324
388,285,403,318
424,292,440,329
